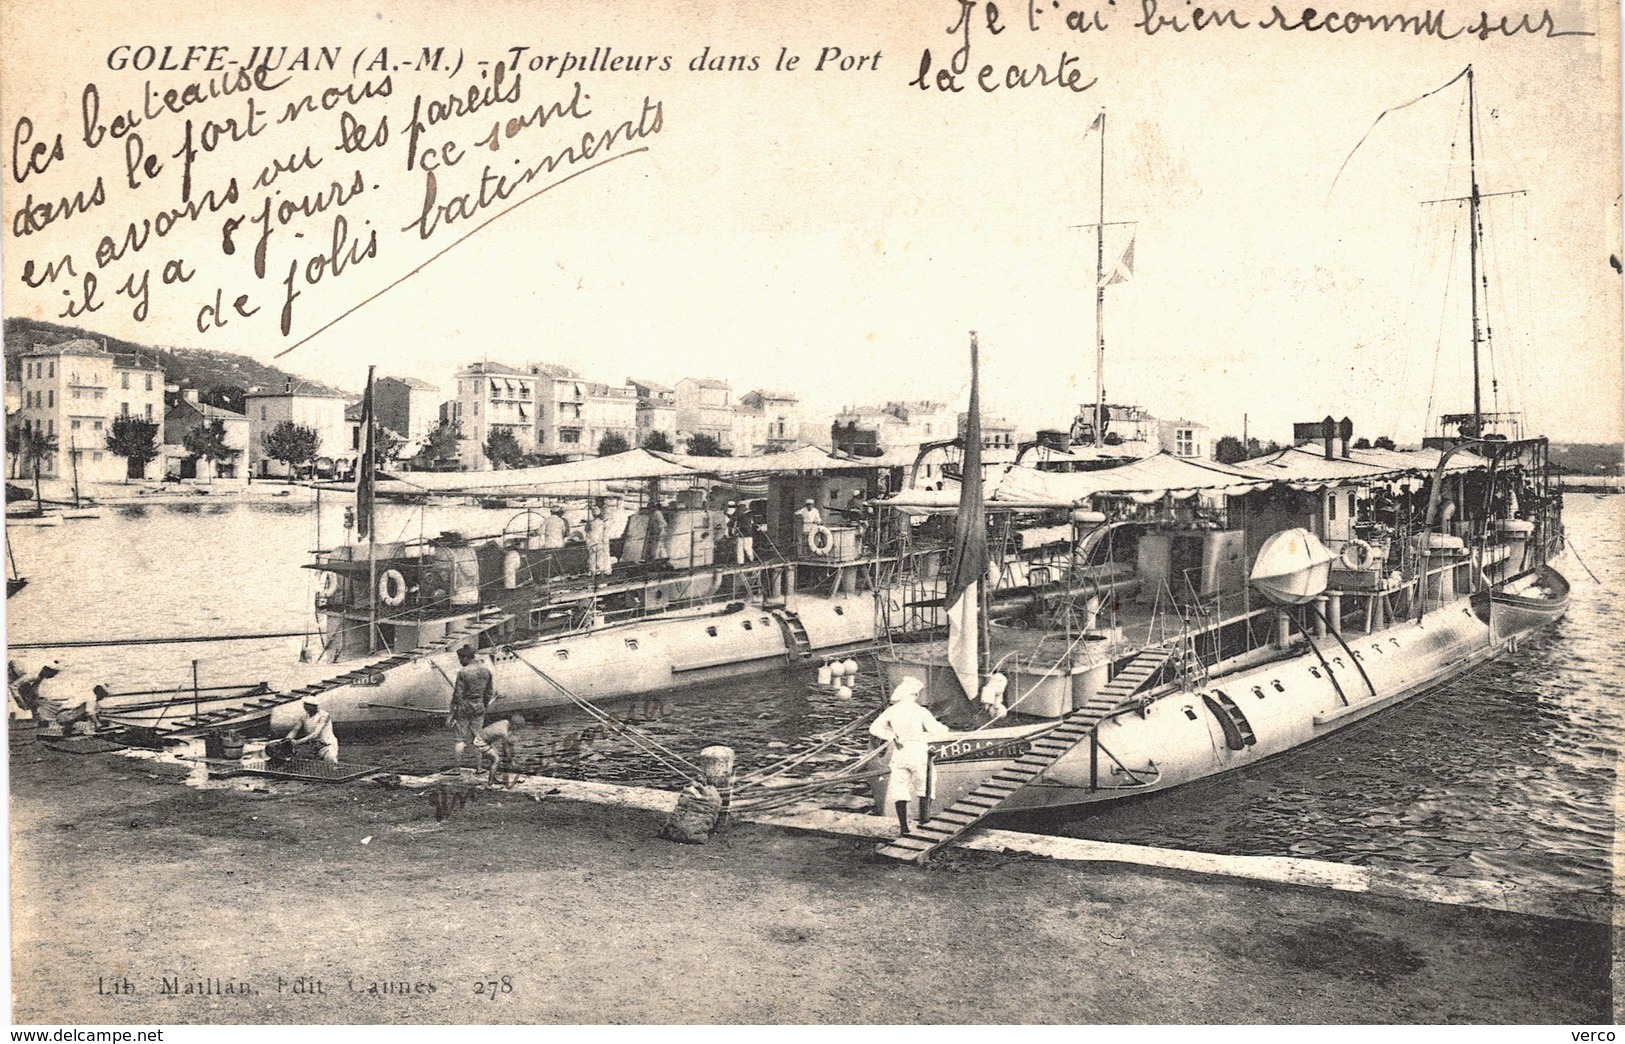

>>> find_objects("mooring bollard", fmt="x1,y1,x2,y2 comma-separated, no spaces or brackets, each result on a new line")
698,744,735,835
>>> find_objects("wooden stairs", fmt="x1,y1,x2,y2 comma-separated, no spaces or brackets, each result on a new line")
875,646,1176,863
112,610,513,740
778,609,814,662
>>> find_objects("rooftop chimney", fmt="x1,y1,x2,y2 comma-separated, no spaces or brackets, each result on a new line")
1339,416,1353,459
1322,414,1336,460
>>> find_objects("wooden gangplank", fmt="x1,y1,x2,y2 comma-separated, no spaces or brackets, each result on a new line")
122,610,513,739
875,646,1175,863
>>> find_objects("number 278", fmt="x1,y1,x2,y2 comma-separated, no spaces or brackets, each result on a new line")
474,976,514,999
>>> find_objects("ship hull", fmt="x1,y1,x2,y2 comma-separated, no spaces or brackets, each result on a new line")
269,592,882,732
891,574,1568,817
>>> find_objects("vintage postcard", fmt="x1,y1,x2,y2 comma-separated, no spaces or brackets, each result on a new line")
2,0,1620,1029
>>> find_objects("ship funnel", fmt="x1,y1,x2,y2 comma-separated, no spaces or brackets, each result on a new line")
1249,527,1337,605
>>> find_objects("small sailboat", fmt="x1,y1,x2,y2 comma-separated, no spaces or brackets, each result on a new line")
60,438,100,520
6,529,26,598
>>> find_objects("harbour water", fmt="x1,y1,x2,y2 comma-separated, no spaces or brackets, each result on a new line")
5,493,1618,916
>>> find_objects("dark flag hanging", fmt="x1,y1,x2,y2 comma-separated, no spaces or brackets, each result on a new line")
356,365,376,540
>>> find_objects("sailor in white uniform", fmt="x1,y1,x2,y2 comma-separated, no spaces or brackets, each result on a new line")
283,696,339,764
868,677,948,836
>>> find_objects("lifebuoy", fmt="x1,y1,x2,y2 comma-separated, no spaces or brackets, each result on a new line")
807,525,835,556
378,568,408,607
317,570,340,597
1339,539,1373,570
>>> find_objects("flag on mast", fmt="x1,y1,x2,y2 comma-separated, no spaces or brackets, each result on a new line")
1100,233,1135,287
945,333,987,701
356,366,376,540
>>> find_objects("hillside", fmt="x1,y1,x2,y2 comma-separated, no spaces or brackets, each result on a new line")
3,318,351,406
1549,442,1625,476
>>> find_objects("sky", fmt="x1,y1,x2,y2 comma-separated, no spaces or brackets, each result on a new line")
2,0,1621,445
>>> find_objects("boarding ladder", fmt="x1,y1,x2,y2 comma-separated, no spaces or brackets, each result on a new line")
137,609,514,739
776,609,814,662
875,646,1176,863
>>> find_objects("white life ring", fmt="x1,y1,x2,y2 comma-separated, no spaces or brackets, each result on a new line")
1339,539,1373,571
378,568,408,607
807,525,835,556
317,570,340,597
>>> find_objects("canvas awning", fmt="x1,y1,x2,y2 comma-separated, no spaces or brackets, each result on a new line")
361,448,696,495
650,445,877,475
1229,445,1491,489
883,453,1268,511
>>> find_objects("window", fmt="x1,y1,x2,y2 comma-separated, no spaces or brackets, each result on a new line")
91,451,102,461
144,374,153,391
47,362,54,378
46,420,53,435
121,402,129,416
1176,430,1196,457
145,404,153,421
121,372,130,389
92,420,103,431
624,638,639,650
705,626,718,637
742,620,753,631
554,649,569,660
260,406,267,421
71,419,81,430
1328,493,1337,521
560,429,580,444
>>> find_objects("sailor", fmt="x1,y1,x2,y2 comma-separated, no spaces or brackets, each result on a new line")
650,504,672,564
541,506,569,550
794,498,822,538
283,696,339,764
9,660,63,724
868,677,947,836
447,645,498,771
585,505,611,576
730,502,757,564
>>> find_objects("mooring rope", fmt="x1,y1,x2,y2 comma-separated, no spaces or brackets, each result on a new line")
734,707,882,789
507,647,702,782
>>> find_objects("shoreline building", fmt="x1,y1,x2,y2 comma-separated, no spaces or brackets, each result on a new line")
164,390,249,480
14,339,164,482
629,378,677,451
246,384,349,479
533,364,638,459
1159,418,1212,459
450,362,539,470
374,376,440,440
675,378,734,454
733,390,801,455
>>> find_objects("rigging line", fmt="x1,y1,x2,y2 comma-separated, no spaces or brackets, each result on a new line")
1324,66,1470,205
273,147,650,360
1423,224,1461,436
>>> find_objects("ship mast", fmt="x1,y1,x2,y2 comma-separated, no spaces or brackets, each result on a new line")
1465,65,1484,437
1094,111,1106,447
